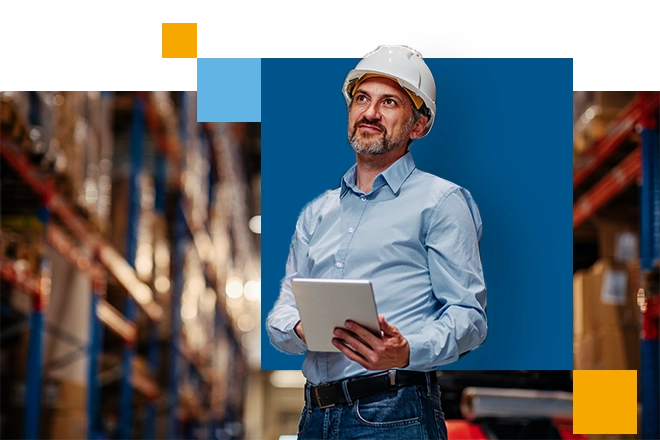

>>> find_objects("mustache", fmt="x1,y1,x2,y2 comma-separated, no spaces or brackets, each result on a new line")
353,118,387,135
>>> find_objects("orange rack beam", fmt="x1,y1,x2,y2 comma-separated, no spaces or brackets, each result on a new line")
574,92,659,188
573,148,641,228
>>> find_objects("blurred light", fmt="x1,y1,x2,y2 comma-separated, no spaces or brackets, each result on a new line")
187,276,205,295
76,256,91,271
226,296,243,310
244,280,261,302
181,300,197,320
135,254,152,278
132,284,152,305
241,332,259,351
237,314,256,332
84,178,99,205
249,215,261,234
99,158,112,173
154,242,170,267
155,275,170,293
269,370,306,388
201,287,217,312
226,276,243,298
584,107,595,120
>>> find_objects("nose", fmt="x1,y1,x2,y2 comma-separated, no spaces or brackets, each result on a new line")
363,101,381,121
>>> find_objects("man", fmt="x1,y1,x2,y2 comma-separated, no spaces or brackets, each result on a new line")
267,46,487,440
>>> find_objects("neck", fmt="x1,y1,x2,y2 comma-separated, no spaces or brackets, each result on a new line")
355,147,407,193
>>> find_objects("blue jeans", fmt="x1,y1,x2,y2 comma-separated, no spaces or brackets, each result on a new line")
298,382,448,440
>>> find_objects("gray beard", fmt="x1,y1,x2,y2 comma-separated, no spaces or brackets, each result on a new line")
349,135,399,155
348,116,415,155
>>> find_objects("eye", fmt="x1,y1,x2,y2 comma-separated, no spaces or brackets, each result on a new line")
382,98,398,107
354,94,368,103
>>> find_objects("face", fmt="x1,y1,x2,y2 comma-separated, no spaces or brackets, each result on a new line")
347,77,425,155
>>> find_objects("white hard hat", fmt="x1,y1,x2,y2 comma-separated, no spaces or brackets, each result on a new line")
343,45,436,137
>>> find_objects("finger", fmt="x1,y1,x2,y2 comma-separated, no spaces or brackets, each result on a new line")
344,321,382,347
332,338,371,367
334,328,373,353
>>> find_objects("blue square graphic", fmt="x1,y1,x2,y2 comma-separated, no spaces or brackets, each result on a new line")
261,58,574,371
197,58,261,122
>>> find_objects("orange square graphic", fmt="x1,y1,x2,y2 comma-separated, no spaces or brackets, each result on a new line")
573,370,637,434
162,23,197,58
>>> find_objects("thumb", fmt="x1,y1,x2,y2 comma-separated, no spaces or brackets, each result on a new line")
378,315,397,335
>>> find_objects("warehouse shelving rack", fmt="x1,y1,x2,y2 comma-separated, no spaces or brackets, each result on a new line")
1,91,253,439
573,91,659,439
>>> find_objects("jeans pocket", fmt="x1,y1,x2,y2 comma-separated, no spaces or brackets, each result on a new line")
297,405,309,436
427,383,442,403
354,386,422,428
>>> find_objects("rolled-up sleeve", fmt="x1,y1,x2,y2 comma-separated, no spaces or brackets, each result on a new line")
406,188,487,369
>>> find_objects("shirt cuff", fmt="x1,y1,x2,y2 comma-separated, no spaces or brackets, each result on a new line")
406,332,457,370
287,320,308,353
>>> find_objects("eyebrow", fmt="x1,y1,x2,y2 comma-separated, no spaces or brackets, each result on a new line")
354,89,405,102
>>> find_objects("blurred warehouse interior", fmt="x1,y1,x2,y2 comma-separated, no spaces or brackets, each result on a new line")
573,91,659,440
1,90,657,440
0,91,260,439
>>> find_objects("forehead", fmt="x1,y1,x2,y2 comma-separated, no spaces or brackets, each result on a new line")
354,76,409,100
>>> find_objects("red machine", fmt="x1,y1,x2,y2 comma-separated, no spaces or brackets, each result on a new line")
438,372,587,440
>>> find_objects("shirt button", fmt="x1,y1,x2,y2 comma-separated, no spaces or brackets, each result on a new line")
360,196,366,201
348,228,354,233
335,262,343,268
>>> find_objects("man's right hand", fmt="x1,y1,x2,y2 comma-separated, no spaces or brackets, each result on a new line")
294,320,307,344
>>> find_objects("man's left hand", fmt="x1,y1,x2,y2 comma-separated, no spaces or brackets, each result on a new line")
332,315,410,370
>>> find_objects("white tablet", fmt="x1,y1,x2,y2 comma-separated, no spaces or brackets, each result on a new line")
291,278,381,352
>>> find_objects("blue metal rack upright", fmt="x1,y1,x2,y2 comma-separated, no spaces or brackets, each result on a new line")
144,136,168,439
22,94,51,440
118,92,147,440
23,207,48,440
86,265,105,440
639,92,659,440
166,90,190,440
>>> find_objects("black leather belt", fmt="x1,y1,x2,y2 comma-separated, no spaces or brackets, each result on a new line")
306,370,437,409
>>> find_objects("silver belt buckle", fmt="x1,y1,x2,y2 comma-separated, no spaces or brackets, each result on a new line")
314,384,335,409
389,369,397,386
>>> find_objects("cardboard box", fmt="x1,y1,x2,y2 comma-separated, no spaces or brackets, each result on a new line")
574,330,640,371
9,379,87,411
598,330,640,370
574,259,642,372
574,333,597,369
594,219,638,262
42,408,87,440
573,270,598,336
43,379,87,410
590,260,640,332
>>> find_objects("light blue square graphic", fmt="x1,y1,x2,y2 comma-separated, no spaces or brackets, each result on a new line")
197,58,261,122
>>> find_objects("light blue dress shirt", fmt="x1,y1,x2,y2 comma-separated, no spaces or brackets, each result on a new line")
267,152,487,385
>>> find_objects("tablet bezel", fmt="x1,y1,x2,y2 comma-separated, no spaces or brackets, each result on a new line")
291,278,381,352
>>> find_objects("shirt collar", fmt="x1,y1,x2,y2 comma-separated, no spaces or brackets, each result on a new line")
340,151,416,198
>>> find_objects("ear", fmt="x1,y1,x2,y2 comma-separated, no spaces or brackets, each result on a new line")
409,116,428,140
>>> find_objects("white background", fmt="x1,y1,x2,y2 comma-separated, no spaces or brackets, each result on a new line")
0,1,659,91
